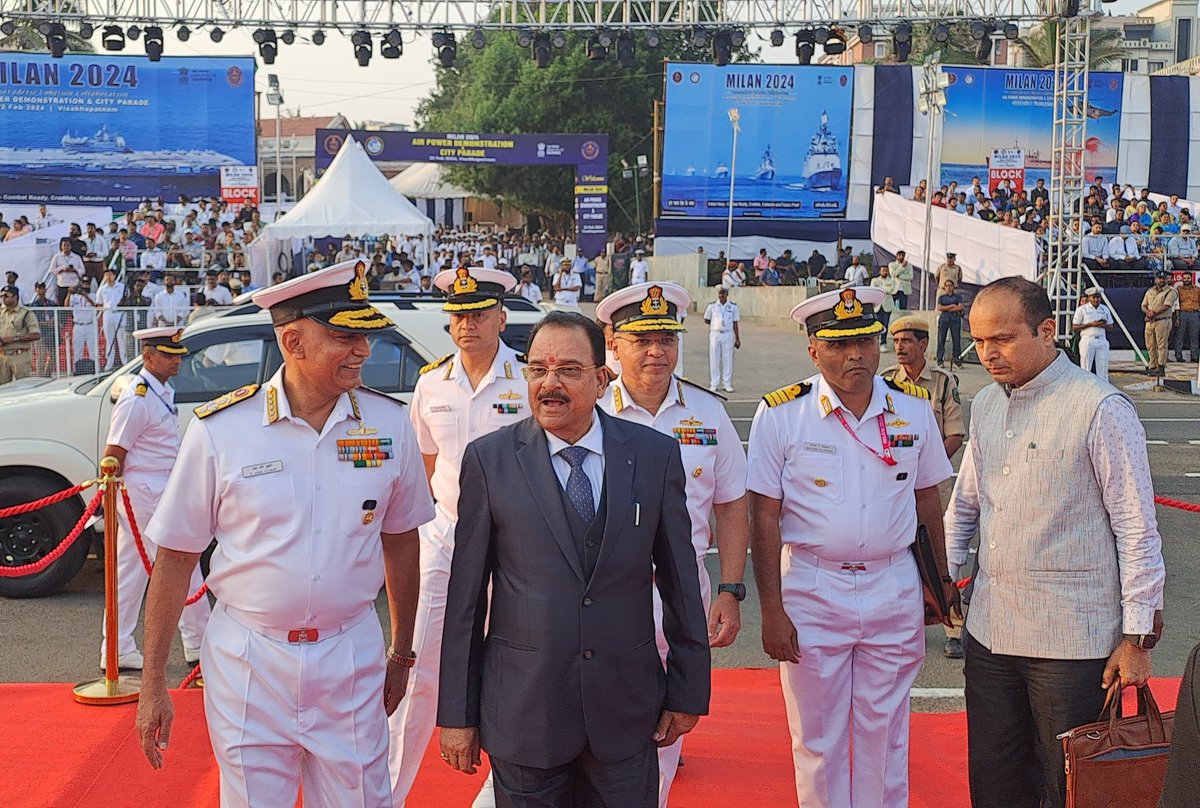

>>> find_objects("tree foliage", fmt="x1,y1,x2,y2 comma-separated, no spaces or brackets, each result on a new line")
416,32,753,233
0,9,95,53
1017,22,1125,69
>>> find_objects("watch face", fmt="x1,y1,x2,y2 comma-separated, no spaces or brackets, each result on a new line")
1141,634,1158,650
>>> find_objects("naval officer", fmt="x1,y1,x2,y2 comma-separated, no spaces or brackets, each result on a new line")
596,281,749,806
100,326,210,671
135,260,435,807
388,265,528,807
746,286,956,808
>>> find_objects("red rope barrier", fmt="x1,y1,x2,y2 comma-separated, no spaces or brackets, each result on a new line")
1155,495,1200,513
120,485,208,605
178,664,202,690
0,488,104,577
0,480,91,520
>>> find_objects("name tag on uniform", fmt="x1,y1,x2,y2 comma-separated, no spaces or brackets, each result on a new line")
802,442,837,455
429,404,452,413
242,460,284,478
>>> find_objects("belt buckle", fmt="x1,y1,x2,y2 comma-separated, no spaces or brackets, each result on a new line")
840,562,867,572
287,628,319,643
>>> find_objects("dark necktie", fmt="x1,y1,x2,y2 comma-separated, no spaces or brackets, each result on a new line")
558,445,595,523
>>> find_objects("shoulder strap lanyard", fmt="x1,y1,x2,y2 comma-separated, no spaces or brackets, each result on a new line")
137,375,178,416
832,408,897,466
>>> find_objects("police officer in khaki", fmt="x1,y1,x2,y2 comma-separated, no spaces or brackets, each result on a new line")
881,314,967,659
0,284,39,383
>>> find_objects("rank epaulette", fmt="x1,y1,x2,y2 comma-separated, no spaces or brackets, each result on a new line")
193,384,261,419
678,376,724,401
763,382,812,408
420,354,453,375
133,383,148,397
885,377,931,400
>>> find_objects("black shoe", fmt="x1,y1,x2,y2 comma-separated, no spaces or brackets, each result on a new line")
1174,354,1185,362
943,637,964,659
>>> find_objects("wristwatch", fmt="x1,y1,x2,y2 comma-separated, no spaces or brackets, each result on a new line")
717,583,747,602
386,645,418,667
1123,633,1158,651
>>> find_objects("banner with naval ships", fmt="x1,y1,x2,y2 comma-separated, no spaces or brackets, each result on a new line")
939,67,1124,190
661,63,854,220
0,52,256,206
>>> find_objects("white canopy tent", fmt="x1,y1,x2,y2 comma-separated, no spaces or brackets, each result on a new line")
248,138,433,286
389,162,469,228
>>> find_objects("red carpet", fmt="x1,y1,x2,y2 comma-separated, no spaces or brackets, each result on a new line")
0,669,1181,808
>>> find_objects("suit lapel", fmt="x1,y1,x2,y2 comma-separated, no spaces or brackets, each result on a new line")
515,418,586,582
589,410,633,589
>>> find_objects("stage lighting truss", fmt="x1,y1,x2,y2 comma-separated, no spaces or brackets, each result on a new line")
531,31,551,67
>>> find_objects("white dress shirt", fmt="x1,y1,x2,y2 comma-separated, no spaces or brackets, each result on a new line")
96,281,126,310
630,259,650,285
1072,302,1113,339
106,372,179,482
546,414,605,513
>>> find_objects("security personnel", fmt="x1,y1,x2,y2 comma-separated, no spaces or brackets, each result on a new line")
746,286,955,808
135,260,435,806
100,327,211,671
596,281,749,807
0,284,39,383
704,287,740,393
882,314,967,659
389,265,526,807
1072,286,1115,382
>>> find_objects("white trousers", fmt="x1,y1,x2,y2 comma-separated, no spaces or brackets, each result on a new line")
779,546,925,808
709,332,734,388
387,512,454,806
100,478,210,659
72,322,97,367
203,603,391,808
655,554,711,807
101,311,128,369
1079,334,1109,383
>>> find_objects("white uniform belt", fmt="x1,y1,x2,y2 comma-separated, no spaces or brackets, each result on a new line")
789,546,911,573
220,602,375,644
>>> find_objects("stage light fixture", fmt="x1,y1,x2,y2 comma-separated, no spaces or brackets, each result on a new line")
311,30,325,45
770,28,784,47
281,30,295,45
616,31,636,68
382,29,402,58
975,25,996,63
597,28,614,48
894,22,912,43
384,28,402,47
79,22,94,38
176,25,190,41
644,29,661,48
209,26,224,42
795,29,815,43
858,24,873,44
895,39,911,61
711,31,732,66
46,21,67,57
471,27,486,49
37,21,50,35
435,31,457,67
969,20,987,39
1003,21,1020,39
127,24,141,40
101,24,124,50
730,29,745,48
143,25,163,61
1065,0,1080,16
813,26,830,44
255,28,278,64
252,28,268,44
824,30,846,55
516,28,533,48
933,22,950,42
796,39,814,64
352,30,372,66
587,35,607,61
532,32,551,68
691,26,709,49
550,30,566,48
0,21,14,37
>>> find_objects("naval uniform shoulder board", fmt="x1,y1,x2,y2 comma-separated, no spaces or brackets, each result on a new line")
357,385,407,406
419,354,453,375
885,377,931,400
677,376,725,401
133,383,148,397
877,365,899,381
194,384,261,419
763,381,812,408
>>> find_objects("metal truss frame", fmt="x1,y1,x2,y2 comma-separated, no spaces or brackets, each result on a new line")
1,0,1060,32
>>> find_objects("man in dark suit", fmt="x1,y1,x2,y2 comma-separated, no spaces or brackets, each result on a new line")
437,311,711,807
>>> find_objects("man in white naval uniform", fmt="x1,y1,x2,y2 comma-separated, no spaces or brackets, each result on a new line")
630,249,650,285
746,286,956,808
100,327,210,671
1072,285,1115,382
389,265,527,807
704,287,740,393
597,281,748,806
135,260,435,807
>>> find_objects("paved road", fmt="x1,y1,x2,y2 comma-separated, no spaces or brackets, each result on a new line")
2,312,1198,716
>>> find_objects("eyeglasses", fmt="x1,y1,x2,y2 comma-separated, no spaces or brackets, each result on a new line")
521,364,598,383
618,335,679,351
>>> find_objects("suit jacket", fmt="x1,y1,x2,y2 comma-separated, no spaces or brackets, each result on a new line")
437,409,711,768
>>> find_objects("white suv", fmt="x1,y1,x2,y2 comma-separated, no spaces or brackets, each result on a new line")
0,297,542,597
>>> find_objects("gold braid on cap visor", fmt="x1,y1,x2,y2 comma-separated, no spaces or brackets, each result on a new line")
153,344,189,355
327,307,395,329
615,317,687,333
442,297,501,312
812,320,885,339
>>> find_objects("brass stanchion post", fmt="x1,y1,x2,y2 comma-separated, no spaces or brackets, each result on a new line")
74,456,140,705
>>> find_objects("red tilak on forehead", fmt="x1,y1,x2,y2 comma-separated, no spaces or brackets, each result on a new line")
547,355,557,365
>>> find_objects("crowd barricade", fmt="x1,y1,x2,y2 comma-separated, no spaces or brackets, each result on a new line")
16,306,163,381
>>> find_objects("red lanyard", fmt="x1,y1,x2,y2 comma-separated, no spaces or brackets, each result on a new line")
832,409,897,466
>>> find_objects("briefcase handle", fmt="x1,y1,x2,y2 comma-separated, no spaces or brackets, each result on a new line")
1100,683,1167,744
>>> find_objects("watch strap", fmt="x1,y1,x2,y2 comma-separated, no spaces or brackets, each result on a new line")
386,645,418,667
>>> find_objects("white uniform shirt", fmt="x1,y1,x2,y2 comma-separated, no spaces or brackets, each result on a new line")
203,284,234,306
554,270,582,306
1073,302,1113,339
149,371,434,629
517,282,543,304
844,263,869,286
630,259,650,285
96,282,126,311
480,254,498,270
149,288,191,327
85,234,109,257
705,300,740,333
601,376,746,557
746,374,952,560
106,373,179,484
410,342,527,522
140,248,167,274
69,293,95,324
